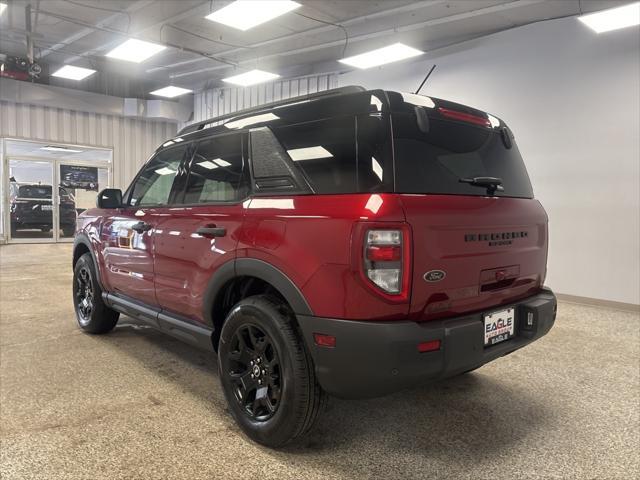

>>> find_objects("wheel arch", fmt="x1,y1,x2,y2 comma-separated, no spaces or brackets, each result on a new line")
72,233,105,290
204,258,313,350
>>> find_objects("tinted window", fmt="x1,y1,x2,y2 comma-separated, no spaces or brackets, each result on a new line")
392,113,533,198
270,116,390,194
356,114,393,192
181,134,248,203
129,145,187,206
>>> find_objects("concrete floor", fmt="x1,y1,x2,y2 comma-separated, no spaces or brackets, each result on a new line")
0,244,638,480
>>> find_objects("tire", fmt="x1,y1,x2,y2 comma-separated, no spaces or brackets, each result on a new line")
62,227,75,237
218,295,325,448
73,253,119,334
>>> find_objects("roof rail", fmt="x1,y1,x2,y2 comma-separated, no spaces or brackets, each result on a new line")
178,85,366,136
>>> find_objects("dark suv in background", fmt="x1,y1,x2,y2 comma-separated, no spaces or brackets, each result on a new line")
10,183,76,237
72,86,556,447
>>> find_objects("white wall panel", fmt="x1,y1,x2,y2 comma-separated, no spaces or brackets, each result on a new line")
0,101,177,190
190,73,338,125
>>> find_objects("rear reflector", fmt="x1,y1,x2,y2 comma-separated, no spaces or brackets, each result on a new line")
313,333,336,348
366,245,401,262
418,339,441,353
438,107,491,128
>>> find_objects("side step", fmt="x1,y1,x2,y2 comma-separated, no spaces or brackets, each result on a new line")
103,293,214,352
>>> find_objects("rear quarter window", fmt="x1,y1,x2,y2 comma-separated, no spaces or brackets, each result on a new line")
268,114,393,194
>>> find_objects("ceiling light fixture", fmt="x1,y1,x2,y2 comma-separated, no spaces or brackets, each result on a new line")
150,86,193,98
40,145,83,153
222,69,280,86
205,0,300,31
0,3,7,15
578,2,640,33
51,65,96,81
106,39,166,63
339,43,424,69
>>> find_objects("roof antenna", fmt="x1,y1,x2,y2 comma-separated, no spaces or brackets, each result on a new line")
414,64,436,95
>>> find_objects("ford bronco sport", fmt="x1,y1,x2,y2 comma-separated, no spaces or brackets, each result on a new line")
72,86,557,447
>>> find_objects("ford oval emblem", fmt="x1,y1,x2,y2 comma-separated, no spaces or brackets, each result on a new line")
424,270,446,283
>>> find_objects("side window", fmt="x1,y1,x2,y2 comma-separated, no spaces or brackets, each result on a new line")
182,134,248,204
270,116,359,194
129,145,187,207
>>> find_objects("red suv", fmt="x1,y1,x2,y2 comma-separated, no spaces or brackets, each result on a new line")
72,86,556,447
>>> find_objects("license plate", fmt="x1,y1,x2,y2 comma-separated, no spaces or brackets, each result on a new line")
484,307,515,346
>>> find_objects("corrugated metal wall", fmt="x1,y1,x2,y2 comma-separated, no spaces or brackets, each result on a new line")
191,73,338,125
0,101,177,189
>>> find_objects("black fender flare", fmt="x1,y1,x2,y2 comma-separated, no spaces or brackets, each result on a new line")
202,258,313,328
72,233,105,291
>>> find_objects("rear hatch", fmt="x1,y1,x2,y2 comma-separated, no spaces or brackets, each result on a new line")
389,93,548,320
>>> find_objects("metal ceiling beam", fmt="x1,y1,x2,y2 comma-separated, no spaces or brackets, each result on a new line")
37,0,154,59
170,0,549,80
146,0,448,74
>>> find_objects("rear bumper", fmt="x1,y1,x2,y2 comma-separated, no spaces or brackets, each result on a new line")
298,288,556,399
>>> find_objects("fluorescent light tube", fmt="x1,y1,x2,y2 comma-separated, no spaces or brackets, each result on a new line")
0,3,7,15
578,2,640,33
106,39,166,63
287,146,333,161
339,43,423,69
150,86,192,98
222,69,280,86
205,0,300,31
225,113,279,129
40,146,83,153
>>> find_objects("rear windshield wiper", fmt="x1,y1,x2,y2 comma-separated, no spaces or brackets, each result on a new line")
459,176,504,195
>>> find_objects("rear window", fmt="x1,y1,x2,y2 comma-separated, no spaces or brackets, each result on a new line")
392,113,533,198
18,186,52,198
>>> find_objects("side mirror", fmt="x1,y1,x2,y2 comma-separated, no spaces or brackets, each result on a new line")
97,189,123,209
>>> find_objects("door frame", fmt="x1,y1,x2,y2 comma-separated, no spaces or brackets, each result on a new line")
1,138,113,244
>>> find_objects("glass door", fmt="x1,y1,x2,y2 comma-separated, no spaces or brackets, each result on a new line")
57,163,109,241
8,159,55,241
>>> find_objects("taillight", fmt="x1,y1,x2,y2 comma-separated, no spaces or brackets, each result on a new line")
364,228,410,298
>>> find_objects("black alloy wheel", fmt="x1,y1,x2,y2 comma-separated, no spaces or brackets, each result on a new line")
218,295,326,447
227,324,282,421
72,253,119,334
75,266,94,326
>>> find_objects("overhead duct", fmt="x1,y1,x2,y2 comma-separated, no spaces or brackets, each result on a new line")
0,77,192,123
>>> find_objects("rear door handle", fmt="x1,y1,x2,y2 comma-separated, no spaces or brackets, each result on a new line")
131,221,152,234
196,226,226,237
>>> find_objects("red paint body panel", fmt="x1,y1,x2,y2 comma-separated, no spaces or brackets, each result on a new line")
152,204,243,322
239,194,409,321
79,191,548,324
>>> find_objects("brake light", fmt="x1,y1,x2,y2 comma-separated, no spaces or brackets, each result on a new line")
438,107,491,128
364,228,410,298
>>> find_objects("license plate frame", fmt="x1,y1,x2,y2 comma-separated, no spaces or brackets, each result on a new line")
483,307,515,346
